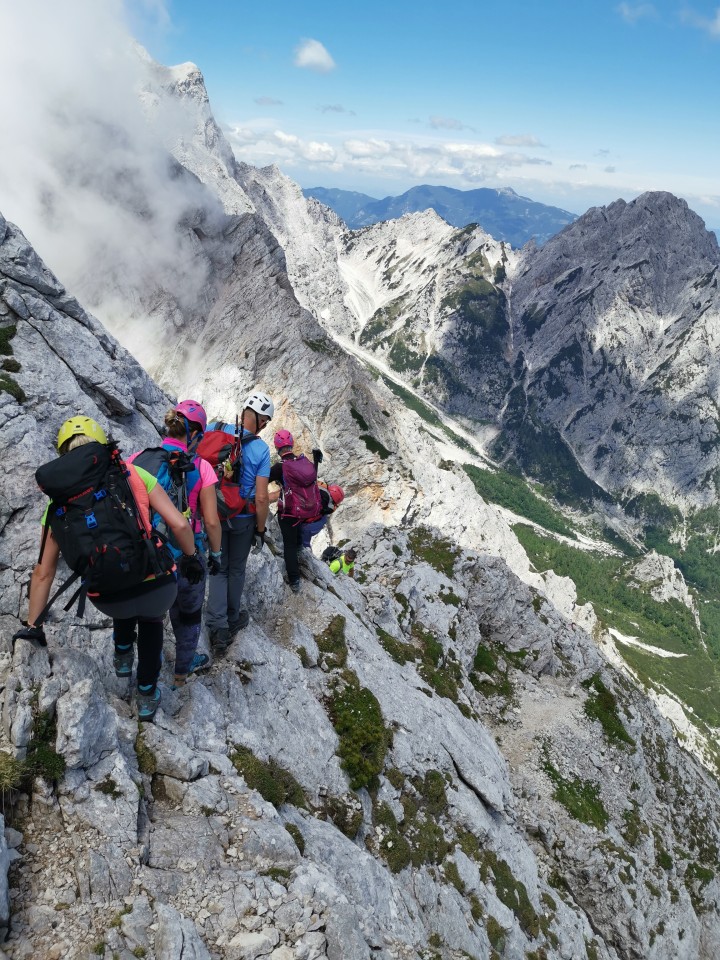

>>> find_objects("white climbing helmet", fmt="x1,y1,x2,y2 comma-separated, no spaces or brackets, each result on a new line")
244,391,274,420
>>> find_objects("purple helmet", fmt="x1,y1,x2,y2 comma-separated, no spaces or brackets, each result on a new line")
175,400,207,432
274,429,294,450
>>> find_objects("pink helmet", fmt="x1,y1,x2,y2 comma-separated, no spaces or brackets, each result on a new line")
328,484,345,505
175,400,207,432
274,429,294,450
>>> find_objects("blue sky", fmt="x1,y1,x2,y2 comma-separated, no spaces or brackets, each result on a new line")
57,2,720,226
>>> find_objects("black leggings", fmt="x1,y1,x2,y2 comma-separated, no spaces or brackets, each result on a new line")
113,617,164,691
278,515,302,582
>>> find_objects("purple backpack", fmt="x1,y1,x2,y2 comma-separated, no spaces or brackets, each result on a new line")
280,456,323,521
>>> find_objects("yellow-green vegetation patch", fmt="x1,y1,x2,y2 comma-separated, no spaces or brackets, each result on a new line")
464,463,576,539
372,768,451,873
230,746,307,809
284,822,305,855
486,916,507,952
444,859,465,894
478,850,539,939
135,733,157,775
542,750,608,830
621,802,649,847
359,295,411,346
376,626,417,665
412,623,462,703
408,526,460,578
582,673,635,749
684,861,715,913
470,639,515,703
0,324,17,355
94,777,123,799
515,520,720,730
322,793,364,838
439,589,461,606
0,751,24,792
26,710,65,783
373,802,413,873
0,374,25,403
327,670,391,791
315,615,348,670
378,373,476,453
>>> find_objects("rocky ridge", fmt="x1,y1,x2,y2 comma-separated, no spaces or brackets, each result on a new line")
1,50,720,960
1,193,720,959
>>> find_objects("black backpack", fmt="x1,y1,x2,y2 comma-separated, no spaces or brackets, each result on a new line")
34,441,174,623
321,545,342,564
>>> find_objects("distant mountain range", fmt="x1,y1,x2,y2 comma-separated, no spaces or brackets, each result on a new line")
303,184,577,247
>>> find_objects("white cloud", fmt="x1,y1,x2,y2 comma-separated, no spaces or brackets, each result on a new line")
495,134,544,147
293,38,336,73
227,125,554,185
343,138,392,158
255,96,283,106
570,163,588,170
319,103,356,116
429,116,466,130
0,0,213,336
680,7,720,36
617,3,657,24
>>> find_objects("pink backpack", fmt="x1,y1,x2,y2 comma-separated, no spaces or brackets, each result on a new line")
279,456,323,522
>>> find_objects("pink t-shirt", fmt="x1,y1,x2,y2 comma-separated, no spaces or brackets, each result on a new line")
128,439,217,533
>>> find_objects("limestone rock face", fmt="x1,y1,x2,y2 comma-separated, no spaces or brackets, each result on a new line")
508,191,720,508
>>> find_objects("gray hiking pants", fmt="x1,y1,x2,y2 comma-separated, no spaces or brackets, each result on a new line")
205,515,255,631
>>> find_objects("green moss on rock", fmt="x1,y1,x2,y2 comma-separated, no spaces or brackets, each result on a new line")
327,672,391,790
315,615,348,669
230,746,307,809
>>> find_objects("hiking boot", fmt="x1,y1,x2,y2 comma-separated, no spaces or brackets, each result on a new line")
137,685,161,722
228,610,250,636
173,652,211,689
289,579,301,594
113,647,134,679
210,627,230,655
188,652,211,674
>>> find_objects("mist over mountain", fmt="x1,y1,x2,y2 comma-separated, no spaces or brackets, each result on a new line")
1,30,720,960
304,183,577,246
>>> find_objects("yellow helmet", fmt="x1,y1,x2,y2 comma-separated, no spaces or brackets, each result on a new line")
56,416,107,451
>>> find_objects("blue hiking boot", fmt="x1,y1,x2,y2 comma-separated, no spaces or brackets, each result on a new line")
188,652,211,674
173,653,211,689
113,646,134,679
137,685,161,722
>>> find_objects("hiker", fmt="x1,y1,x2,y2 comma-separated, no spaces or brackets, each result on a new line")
130,401,222,687
301,482,344,549
13,416,197,721
268,431,323,593
203,391,273,653
329,547,357,578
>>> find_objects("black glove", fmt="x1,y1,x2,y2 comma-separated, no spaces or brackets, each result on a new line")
312,448,324,465
12,624,47,647
208,550,222,576
252,527,266,553
179,551,204,585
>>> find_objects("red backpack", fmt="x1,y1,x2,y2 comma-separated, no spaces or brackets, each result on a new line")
279,455,323,522
196,421,259,520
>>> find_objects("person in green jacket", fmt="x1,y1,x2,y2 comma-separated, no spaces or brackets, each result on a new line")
329,548,356,578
